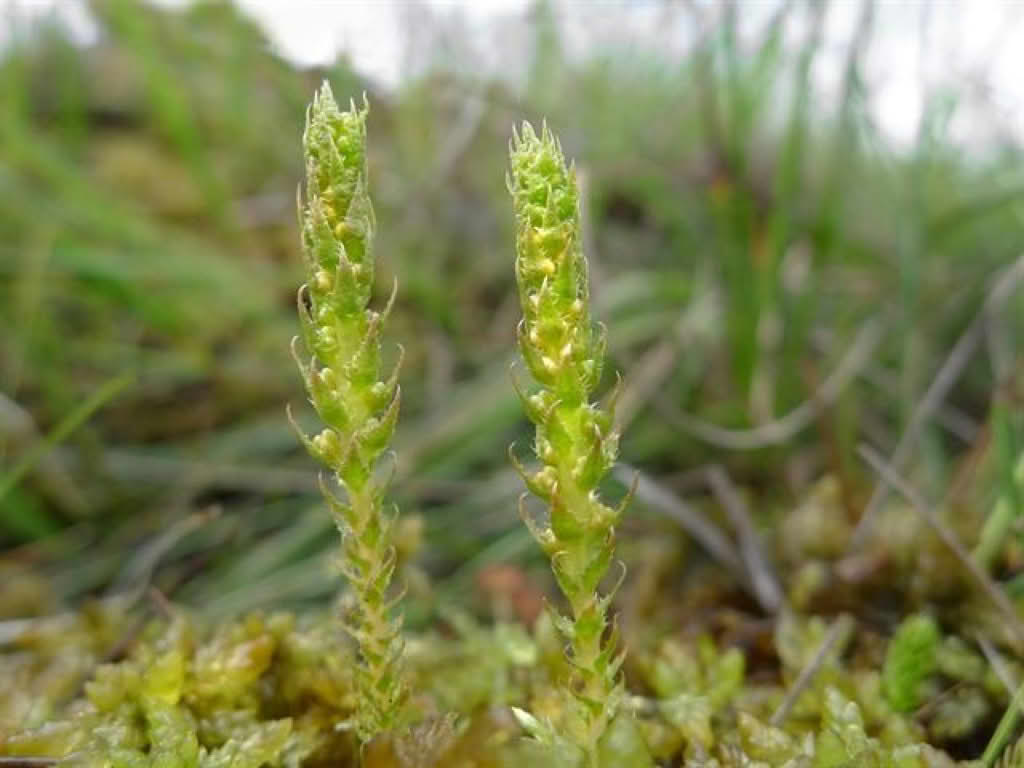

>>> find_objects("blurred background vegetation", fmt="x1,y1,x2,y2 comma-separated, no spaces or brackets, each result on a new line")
1,0,1022,634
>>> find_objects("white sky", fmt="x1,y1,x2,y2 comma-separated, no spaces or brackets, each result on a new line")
5,0,1024,148
232,0,529,81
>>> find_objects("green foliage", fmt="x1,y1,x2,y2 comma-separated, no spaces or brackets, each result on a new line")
3,3,1024,767
883,614,940,713
975,452,1024,571
995,733,1024,768
290,83,406,743
507,122,630,763
1,0,1020,618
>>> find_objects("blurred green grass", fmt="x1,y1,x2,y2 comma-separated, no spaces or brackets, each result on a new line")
0,0,1021,619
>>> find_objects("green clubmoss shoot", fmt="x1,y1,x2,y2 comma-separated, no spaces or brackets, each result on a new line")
290,82,405,744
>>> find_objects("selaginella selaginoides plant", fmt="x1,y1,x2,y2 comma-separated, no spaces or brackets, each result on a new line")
508,122,630,761
290,82,405,744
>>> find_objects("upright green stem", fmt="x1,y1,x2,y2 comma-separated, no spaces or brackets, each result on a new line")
508,123,628,760
290,83,405,743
